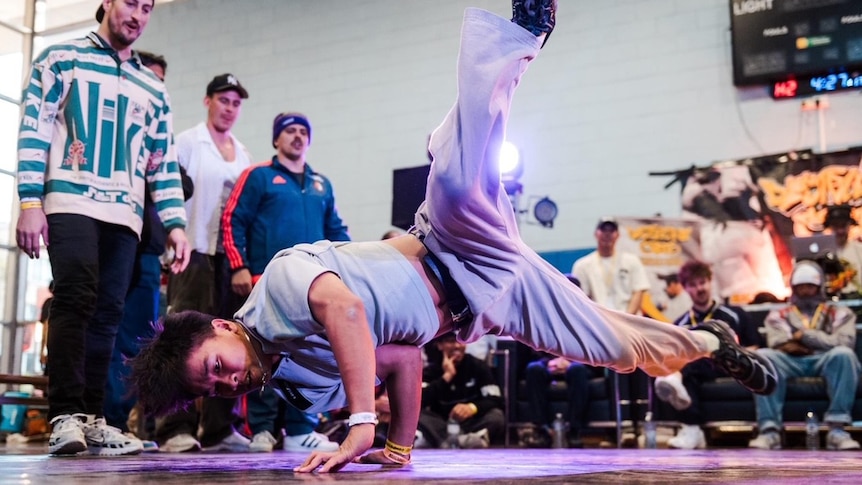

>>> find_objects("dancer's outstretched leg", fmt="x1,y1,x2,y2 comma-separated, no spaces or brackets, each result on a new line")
413,1,776,396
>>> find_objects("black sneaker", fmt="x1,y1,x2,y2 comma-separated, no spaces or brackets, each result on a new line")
512,0,558,48
694,319,777,395
521,428,551,448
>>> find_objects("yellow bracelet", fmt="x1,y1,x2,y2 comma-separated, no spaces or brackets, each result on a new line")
382,447,411,465
20,201,43,210
384,439,413,455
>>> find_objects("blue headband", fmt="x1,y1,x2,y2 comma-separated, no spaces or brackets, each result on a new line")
273,114,312,146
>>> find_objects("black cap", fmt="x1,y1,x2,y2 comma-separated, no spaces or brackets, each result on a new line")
206,73,249,99
824,205,857,228
657,273,679,284
596,217,618,231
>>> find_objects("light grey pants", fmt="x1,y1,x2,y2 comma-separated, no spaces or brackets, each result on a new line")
415,8,709,376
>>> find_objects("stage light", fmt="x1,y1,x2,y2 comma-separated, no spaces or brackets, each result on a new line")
497,141,557,229
499,141,522,180
533,197,558,228
499,141,523,196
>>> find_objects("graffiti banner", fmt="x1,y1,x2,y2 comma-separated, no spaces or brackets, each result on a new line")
754,149,862,291
674,148,862,302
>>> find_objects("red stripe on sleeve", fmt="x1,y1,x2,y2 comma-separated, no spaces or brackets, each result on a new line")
221,160,271,271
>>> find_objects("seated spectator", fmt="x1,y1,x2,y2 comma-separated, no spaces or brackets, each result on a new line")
749,260,861,450
824,205,862,299
419,333,505,448
518,271,601,448
654,260,760,450
520,352,601,448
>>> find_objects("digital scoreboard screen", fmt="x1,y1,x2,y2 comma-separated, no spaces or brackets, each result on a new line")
771,69,862,97
730,0,862,86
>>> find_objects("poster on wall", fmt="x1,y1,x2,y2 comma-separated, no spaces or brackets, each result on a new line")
752,148,862,294
614,216,701,322
752,148,862,248
660,147,862,304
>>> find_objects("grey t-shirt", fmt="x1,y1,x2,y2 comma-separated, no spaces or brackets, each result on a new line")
235,240,440,412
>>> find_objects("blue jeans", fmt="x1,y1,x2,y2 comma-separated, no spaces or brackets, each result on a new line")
104,253,161,431
755,346,861,431
524,360,595,434
46,214,138,419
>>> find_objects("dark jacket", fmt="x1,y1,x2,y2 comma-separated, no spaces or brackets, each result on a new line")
139,165,194,255
222,158,349,276
673,302,760,348
421,354,503,419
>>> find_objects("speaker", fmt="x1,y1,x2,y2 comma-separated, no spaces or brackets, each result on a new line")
391,164,430,230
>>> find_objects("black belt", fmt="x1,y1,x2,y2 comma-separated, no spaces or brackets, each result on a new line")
422,248,473,325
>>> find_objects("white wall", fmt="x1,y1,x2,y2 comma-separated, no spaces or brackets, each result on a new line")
136,0,862,250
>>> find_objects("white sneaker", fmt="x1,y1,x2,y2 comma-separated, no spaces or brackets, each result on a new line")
826,428,861,451
249,431,277,453
83,416,143,456
283,431,339,452
202,430,251,452
161,433,201,453
48,414,87,455
125,432,159,452
667,424,706,450
748,430,781,450
654,372,692,411
458,428,490,449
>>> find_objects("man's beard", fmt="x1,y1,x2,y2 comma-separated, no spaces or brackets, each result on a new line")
109,19,140,48
693,292,711,309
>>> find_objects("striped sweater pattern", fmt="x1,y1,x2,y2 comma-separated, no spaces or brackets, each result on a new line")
17,32,186,235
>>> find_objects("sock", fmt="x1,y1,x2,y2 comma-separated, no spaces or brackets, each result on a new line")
695,331,720,353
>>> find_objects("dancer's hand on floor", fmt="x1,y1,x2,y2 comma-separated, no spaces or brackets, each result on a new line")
293,423,375,473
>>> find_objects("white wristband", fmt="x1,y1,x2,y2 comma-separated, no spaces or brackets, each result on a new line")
348,412,379,427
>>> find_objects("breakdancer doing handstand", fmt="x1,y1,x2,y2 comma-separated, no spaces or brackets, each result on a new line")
131,0,776,473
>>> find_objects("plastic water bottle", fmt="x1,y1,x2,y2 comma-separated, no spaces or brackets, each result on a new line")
643,412,657,449
805,411,819,450
551,413,566,449
446,418,461,449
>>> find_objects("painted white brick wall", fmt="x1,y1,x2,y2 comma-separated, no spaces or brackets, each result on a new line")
137,0,862,250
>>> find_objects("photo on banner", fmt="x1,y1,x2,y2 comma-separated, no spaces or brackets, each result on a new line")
679,162,788,303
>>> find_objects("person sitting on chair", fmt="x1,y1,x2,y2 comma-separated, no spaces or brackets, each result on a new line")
653,260,760,450
748,260,861,451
